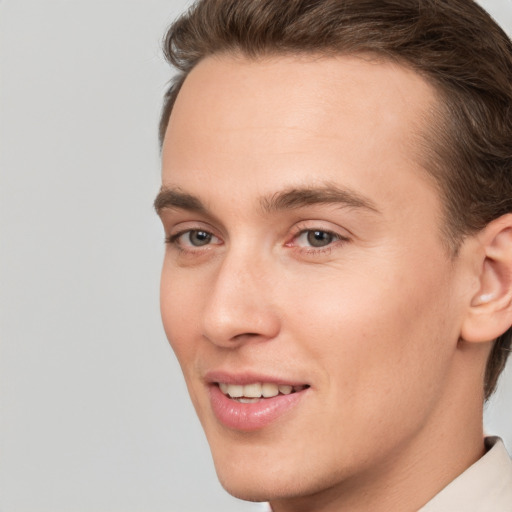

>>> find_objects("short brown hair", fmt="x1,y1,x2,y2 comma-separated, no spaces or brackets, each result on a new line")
159,0,512,399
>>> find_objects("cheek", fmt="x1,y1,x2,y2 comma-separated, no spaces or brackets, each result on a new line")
160,264,201,363
160,264,210,416
284,257,459,421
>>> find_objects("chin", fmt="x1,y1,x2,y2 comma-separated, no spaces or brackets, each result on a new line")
209,441,337,505
210,449,280,501
216,469,303,503
218,479,272,503
216,464,346,507
207,442,290,501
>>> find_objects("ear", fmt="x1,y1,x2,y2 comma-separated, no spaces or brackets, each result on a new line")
461,214,512,343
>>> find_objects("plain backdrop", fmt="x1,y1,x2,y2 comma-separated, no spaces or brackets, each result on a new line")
0,1,511,511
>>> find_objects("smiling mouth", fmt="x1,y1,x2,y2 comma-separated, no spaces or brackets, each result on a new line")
217,382,310,403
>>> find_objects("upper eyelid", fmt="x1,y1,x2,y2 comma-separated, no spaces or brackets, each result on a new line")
167,220,222,237
295,229,344,239
289,221,352,239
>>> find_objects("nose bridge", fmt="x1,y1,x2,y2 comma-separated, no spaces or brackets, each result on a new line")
202,243,279,346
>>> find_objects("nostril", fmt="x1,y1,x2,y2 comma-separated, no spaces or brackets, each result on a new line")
232,332,260,340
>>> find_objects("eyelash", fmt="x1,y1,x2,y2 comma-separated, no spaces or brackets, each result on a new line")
287,228,348,255
165,226,349,256
165,229,222,253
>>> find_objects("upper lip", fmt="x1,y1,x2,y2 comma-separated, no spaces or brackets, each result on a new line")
204,369,310,387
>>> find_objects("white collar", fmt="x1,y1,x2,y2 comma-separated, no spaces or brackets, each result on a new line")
419,436,512,511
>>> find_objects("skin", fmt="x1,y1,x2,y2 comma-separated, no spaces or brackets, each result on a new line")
157,54,493,512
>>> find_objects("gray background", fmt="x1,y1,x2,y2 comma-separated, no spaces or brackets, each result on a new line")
0,1,511,511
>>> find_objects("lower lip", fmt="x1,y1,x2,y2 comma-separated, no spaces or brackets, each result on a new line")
209,385,307,431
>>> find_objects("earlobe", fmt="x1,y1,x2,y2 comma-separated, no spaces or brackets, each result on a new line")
461,215,512,343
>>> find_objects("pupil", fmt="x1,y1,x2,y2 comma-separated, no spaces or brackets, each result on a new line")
190,231,211,246
307,230,332,248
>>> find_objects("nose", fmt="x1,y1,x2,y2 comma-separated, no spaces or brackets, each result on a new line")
201,250,281,347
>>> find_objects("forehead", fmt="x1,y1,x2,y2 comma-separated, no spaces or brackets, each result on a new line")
162,54,439,218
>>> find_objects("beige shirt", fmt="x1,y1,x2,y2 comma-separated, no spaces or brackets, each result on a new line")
420,437,512,511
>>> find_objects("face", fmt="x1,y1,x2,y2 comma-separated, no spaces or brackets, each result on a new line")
157,55,471,504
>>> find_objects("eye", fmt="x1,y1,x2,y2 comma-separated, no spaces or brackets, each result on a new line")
168,229,221,248
186,230,213,247
306,230,335,247
295,229,341,248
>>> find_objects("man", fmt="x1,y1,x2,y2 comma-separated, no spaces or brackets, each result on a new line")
154,1,512,510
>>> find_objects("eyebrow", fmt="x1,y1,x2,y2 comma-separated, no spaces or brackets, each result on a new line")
154,188,207,215
260,184,379,214
154,183,380,216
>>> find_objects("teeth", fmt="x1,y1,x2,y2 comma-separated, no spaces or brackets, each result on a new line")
243,383,262,398
226,384,243,398
218,382,306,399
262,383,279,397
